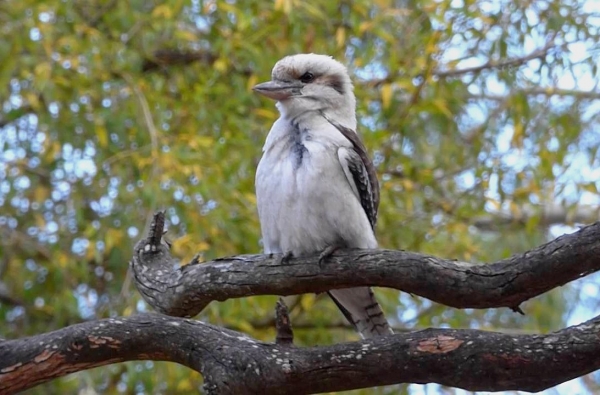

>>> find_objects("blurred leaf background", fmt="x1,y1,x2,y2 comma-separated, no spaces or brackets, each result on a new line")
1,0,599,393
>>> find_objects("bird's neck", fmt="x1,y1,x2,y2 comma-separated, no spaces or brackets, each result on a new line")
277,104,357,131
262,108,356,154
320,107,357,131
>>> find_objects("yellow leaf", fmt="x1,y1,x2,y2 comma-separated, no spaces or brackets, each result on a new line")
35,214,45,229
253,108,277,119
439,200,453,213
512,123,524,147
374,0,390,7
213,58,228,73
359,21,372,34
58,253,69,268
34,186,49,202
25,92,41,111
300,295,314,311
196,241,210,251
192,165,203,178
218,2,237,13
191,136,214,148
235,320,255,333
426,40,438,56
405,196,414,213
380,83,392,110
423,3,437,12
56,36,78,50
176,379,193,392
45,141,61,159
34,62,51,80
175,30,198,42
433,99,453,118
105,229,123,250
509,201,522,218
247,74,258,92
152,4,173,19
54,76,72,88
274,0,292,14
583,183,598,194
171,234,191,250
336,27,346,48
245,193,257,205
85,241,96,261
123,306,134,316
486,198,500,210
96,123,108,148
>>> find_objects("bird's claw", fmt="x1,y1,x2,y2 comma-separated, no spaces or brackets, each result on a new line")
274,251,294,266
318,245,340,268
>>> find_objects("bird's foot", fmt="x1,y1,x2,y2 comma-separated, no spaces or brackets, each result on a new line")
274,251,294,266
318,245,340,268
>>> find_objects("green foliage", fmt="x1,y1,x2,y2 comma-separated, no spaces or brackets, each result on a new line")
0,0,598,393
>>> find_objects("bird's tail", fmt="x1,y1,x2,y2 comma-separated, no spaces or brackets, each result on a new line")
328,287,393,339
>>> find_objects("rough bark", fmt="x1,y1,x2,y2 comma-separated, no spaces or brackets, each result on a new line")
3,213,600,394
2,312,600,394
131,213,600,317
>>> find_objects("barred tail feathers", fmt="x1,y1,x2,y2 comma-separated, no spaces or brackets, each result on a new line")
328,287,393,339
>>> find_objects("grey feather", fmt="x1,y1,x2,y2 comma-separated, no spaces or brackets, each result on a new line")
337,146,377,230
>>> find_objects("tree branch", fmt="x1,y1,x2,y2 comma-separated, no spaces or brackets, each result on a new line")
141,49,217,72
4,213,600,393
131,212,600,318
364,42,563,88
2,312,600,394
0,106,35,129
473,203,600,230
138,40,562,84
434,40,559,78
472,87,600,101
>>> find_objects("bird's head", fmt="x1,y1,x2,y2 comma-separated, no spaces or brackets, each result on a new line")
253,54,356,127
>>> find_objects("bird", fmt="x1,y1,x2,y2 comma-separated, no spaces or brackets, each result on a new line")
253,53,393,339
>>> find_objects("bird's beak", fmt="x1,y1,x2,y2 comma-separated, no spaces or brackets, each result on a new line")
252,80,302,101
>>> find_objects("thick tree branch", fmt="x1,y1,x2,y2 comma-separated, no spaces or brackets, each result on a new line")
4,214,600,393
2,312,600,394
131,212,600,318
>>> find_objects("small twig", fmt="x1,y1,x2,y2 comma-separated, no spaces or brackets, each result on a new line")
434,39,559,78
511,305,525,315
275,299,294,346
147,211,166,249
471,87,600,101
116,73,162,301
365,39,562,88
103,144,152,167
0,105,35,128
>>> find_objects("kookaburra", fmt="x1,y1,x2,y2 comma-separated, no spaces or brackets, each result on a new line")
253,54,392,338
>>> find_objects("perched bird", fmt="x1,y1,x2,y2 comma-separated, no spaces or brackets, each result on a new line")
253,54,393,338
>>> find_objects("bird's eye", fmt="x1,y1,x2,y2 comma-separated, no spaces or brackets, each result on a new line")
299,72,314,83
